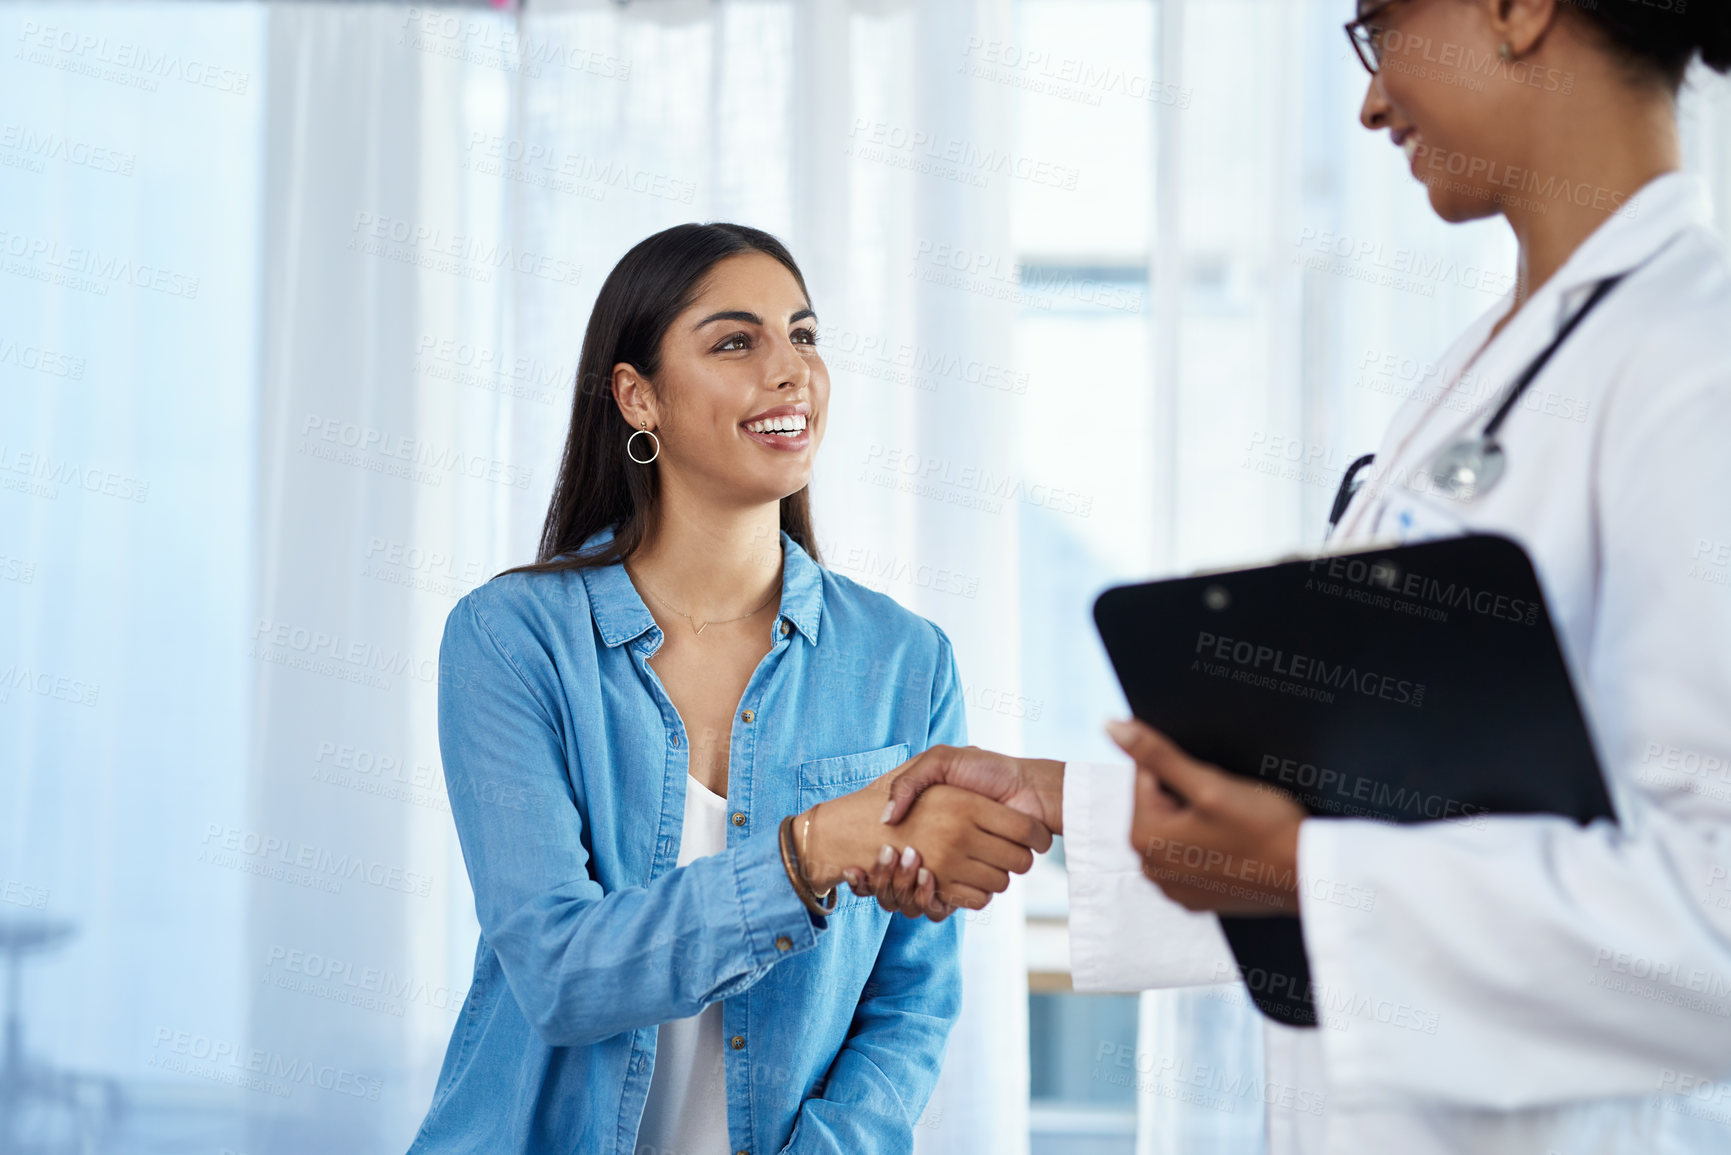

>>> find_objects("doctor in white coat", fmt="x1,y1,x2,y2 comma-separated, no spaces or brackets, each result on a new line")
851,1,1731,1152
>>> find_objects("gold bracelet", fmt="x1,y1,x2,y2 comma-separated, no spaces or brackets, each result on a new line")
801,803,835,902
779,814,837,917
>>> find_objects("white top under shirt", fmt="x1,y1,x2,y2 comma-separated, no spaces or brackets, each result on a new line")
635,776,732,1155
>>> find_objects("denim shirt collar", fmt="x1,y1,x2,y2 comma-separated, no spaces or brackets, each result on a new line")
579,527,824,649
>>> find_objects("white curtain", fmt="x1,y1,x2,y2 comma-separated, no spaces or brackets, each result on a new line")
4,1,1029,1152
5,3,1731,1154
2,3,271,1151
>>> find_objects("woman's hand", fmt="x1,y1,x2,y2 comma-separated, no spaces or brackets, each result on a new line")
1110,718,1307,915
798,773,1052,914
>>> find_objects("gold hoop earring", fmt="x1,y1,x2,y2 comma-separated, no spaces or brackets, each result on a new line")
627,424,660,465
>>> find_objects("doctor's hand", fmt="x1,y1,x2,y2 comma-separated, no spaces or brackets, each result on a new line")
880,745,1065,832
1114,719,1307,916
849,745,1064,920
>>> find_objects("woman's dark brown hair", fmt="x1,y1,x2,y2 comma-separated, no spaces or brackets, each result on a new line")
506,223,821,576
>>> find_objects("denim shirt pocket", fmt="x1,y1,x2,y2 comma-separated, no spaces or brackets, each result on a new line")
796,743,911,911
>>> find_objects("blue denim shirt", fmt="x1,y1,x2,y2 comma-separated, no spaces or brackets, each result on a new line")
408,530,964,1155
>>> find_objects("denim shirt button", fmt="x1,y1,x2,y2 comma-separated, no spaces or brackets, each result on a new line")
729,1035,745,1050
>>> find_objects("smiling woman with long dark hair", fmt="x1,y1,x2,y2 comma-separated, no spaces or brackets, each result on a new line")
404,223,1051,1155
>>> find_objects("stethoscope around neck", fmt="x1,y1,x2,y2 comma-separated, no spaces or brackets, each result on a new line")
1326,269,1633,538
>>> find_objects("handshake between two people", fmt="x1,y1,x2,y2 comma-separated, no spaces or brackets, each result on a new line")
803,719,1310,922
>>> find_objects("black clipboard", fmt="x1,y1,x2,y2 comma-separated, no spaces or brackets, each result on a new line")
1092,534,1616,1028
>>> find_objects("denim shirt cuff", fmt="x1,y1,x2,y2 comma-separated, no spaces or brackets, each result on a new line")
732,826,826,963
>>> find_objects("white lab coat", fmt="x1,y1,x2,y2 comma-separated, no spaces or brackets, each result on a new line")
1065,172,1731,1154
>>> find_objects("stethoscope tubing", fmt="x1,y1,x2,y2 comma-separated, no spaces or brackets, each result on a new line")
1325,244,1673,538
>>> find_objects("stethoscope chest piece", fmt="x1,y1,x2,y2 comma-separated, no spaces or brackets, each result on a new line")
1429,435,1507,502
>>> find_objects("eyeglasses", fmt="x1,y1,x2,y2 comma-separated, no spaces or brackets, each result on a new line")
1344,0,1409,76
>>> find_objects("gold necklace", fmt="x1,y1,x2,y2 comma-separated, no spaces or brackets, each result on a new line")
626,565,780,636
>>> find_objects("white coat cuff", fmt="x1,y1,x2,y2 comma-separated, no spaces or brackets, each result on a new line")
1064,761,1237,992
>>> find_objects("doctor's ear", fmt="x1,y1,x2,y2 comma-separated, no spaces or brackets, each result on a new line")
611,364,660,431
1485,0,1564,60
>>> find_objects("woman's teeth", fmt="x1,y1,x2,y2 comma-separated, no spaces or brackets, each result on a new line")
1402,133,1421,163
743,414,808,436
